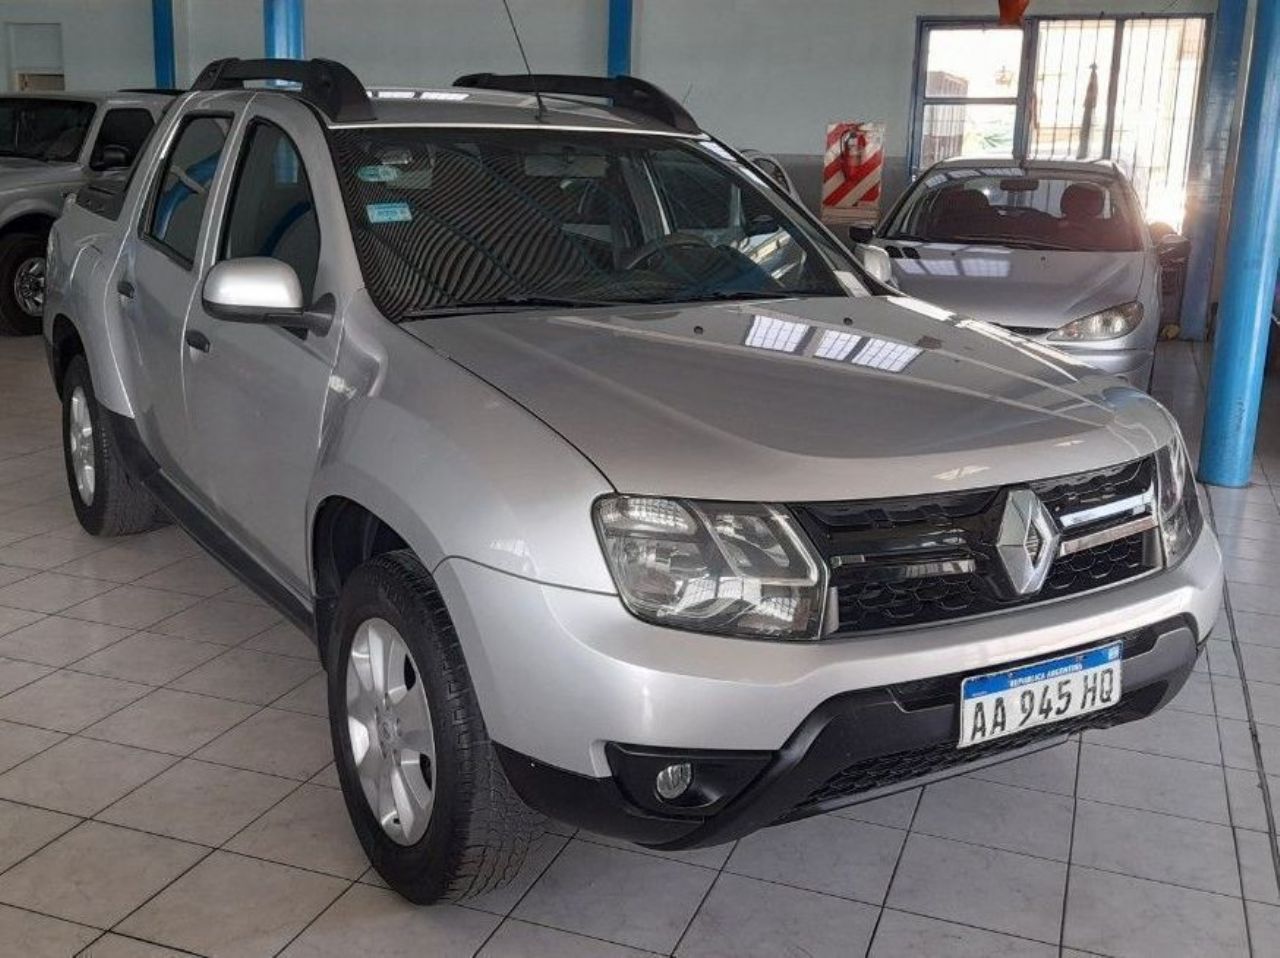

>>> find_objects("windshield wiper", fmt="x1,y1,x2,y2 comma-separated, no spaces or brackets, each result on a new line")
654,289,834,305
401,294,624,320
946,235,1073,252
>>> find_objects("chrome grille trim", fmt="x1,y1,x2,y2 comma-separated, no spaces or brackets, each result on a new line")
1058,514,1159,557
1058,490,1154,529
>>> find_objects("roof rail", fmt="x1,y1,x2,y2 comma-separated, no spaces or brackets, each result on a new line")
452,73,699,134
190,58,375,123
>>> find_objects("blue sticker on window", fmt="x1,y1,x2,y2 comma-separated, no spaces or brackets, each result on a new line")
357,164,400,183
366,202,412,224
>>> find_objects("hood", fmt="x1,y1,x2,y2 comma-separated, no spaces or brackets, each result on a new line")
887,243,1148,330
0,158,79,192
403,295,1174,502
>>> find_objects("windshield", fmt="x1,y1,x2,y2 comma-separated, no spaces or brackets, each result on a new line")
0,98,95,162
882,168,1143,253
329,128,855,319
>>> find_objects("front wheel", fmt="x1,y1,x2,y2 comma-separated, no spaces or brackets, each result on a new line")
328,550,542,903
61,355,164,536
0,232,47,336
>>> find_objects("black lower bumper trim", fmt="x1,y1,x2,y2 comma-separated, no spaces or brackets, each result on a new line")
497,616,1200,849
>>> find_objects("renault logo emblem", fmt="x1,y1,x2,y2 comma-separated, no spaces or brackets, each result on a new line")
996,489,1060,596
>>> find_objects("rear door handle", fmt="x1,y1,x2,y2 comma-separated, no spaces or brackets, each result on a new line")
184,330,211,353
116,279,135,299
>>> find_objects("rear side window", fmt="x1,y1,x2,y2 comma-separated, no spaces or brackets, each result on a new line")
91,108,154,169
220,121,319,302
145,115,231,266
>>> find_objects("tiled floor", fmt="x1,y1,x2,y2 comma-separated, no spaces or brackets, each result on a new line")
0,336,1276,957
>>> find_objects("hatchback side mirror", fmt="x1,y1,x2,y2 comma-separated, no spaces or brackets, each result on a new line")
1157,233,1191,266
853,242,895,286
848,224,876,244
202,257,333,336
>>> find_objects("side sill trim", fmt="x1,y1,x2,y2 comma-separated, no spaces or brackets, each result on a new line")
103,407,317,641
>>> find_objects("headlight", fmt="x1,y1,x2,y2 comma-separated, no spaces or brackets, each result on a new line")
1048,302,1144,342
1155,431,1203,565
594,496,827,639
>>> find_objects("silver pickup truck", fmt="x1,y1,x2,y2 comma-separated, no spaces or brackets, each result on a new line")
44,59,1222,904
0,90,170,334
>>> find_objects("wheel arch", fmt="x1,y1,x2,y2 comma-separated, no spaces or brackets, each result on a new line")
0,211,58,240
48,313,86,399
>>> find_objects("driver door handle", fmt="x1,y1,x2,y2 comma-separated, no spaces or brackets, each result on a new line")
185,330,211,353
116,279,135,299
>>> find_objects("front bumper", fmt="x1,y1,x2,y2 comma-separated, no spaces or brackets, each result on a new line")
436,525,1220,842
495,614,1201,848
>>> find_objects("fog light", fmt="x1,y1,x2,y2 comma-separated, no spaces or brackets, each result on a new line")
654,762,692,801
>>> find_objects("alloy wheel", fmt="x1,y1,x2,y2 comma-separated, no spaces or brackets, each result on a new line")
13,256,45,318
68,386,95,506
346,617,437,845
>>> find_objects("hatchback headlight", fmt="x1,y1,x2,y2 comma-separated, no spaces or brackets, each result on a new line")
594,496,827,639
1155,431,1203,565
1048,302,1144,342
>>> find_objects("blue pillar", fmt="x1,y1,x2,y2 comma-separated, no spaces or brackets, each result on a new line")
264,0,305,60
1199,0,1280,487
151,0,175,89
607,0,633,77
1179,0,1249,340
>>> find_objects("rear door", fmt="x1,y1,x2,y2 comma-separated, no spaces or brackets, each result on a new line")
179,96,341,592
123,109,235,489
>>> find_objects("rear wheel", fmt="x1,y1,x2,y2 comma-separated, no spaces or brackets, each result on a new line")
328,550,542,903
61,355,164,536
0,233,47,336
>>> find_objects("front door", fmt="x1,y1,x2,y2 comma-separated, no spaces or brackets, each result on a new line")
180,100,339,594
125,112,233,488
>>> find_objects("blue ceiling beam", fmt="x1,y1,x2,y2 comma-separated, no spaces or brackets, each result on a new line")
151,0,176,88
607,0,633,77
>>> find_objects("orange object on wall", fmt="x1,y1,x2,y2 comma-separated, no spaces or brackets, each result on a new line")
999,0,1030,26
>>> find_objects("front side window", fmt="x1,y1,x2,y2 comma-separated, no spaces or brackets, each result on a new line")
883,169,1142,252
220,122,319,302
91,108,155,170
0,97,95,162
329,129,853,320
145,115,231,266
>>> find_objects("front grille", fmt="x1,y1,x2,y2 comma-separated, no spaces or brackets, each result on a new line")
793,457,1159,635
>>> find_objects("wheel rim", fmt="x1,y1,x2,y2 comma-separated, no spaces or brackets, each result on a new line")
346,617,437,845
13,256,45,318
68,386,95,506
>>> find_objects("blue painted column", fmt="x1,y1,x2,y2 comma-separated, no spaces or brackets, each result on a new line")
151,0,175,88
607,0,633,77
1199,0,1280,487
264,0,305,60
1180,0,1249,340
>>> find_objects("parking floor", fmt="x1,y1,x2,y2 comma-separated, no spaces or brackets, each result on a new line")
0,336,1275,957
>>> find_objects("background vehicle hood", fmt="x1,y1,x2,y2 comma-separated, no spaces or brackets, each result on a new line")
887,243,1148,330
403,296,1174,502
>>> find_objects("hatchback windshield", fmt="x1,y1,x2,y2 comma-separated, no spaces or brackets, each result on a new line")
0,98,95,162
330,129,853,319
883,168,1142,253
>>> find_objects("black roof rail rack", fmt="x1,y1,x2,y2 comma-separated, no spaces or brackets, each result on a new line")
452,73,699,134
190,57,375,123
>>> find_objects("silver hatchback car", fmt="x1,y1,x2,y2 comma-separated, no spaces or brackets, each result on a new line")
44,60,1222,904
852,158,1191,390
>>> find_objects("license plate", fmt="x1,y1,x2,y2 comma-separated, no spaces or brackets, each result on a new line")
959,642,1122,748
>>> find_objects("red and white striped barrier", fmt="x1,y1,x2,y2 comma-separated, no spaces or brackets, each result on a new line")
822,122,884,225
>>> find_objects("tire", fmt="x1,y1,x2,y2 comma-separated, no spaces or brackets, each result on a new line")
0,232,47,336
61,355,164,536
328,550,543,903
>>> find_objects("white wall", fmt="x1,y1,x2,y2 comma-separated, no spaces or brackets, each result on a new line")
633,0,1218,157
0,0,153,91
176,0,604,87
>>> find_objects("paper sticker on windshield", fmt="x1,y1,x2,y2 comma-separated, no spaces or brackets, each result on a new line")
366,202,412,224
357,164,400,183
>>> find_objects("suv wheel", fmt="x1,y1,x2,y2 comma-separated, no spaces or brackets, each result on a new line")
0,233,47,336
61,355,164,536
328,550,543,903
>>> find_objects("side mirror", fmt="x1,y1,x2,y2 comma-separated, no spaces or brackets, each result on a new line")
853,242,895,286
1157,233,1191,266
848,224,876,244
202,258,333,336
93,145,132,171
